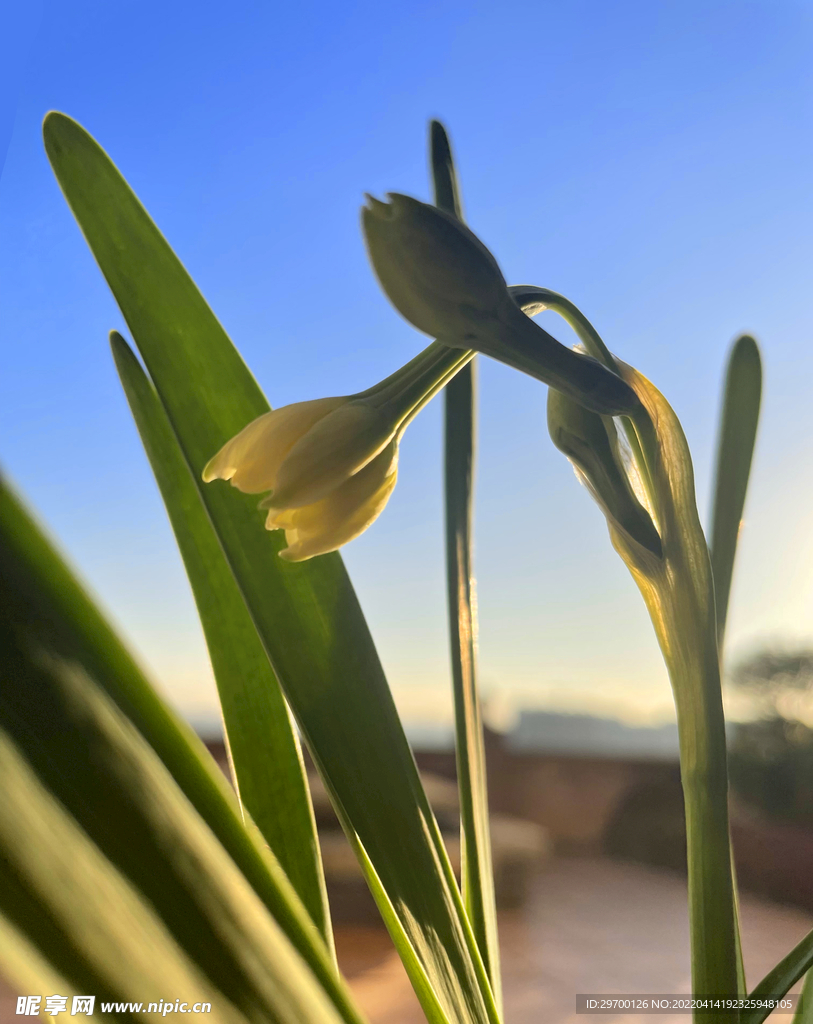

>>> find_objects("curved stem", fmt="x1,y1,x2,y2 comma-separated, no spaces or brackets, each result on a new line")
510,285,659,525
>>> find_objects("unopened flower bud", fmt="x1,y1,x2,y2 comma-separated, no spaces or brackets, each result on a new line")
362,193,640,417
363,193,515,343
203,342,471,560
547,388,662,559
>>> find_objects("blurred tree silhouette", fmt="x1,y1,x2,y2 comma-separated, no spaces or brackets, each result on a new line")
729,649,813,825
732,650,813,720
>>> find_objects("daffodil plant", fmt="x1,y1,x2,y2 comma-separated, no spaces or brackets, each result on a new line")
1,112,811,1024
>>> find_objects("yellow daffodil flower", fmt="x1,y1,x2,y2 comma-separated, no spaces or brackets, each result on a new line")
203,343,472,561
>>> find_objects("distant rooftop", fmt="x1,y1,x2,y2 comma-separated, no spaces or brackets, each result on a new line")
506,711,680,760
194,709,693,762
405,710,685,760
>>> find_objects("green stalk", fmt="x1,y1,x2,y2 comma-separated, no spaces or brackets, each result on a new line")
431,120,501,1010
360,341,475,428
548,348,741,1020
619,373,740,1019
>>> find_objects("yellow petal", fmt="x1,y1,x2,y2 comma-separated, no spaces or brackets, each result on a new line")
267,402,394,510
264,442,399,561
202,396,347,494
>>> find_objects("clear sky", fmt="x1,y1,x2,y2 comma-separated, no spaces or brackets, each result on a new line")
3,0,813,729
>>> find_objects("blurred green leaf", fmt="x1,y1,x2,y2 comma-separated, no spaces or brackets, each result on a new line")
709,334,762,647
0,475,364,1024
0,556,362,1024
431,119,500,1007
794,970,813,1024
44,111,499,1024
744,931,813,1024
0,476,337,968
111,331,330,949
0,724,241,1023
0,916,75,1014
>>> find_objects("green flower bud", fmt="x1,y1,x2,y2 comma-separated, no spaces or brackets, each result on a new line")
363,193,515,342
362,193,640,417
547,388,662,559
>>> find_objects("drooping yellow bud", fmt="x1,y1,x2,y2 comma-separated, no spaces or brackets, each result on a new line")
268,402,392,509
263,442,399,562
202,396,347,494
203,341,471,559
203,394,399,560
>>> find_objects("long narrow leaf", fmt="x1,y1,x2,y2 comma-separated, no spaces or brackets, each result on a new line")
0,475,356,1022
743,930,813,1024
0,585,360,1024
431,120,500,1005
709,335,762,647
110,331,330,949
708,335,761,997
44,111,499,1024
0,916,75,1014
793,971,813,1024
0,727,242,1024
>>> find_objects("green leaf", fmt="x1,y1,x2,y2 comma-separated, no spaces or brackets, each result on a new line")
431,119,501,1007
794,971,813,1024
0,475,364,1024
0,726,242,1023
709,335,762,647
744,930,813,1024
44,110,499,1024
0,580,360,1024
110,331,330,949
790,970,810,1019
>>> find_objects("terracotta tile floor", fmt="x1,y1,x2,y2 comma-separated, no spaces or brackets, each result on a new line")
1,858,810,1022
334,858,813,1024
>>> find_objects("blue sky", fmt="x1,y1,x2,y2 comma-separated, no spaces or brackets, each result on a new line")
3,0,813,728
